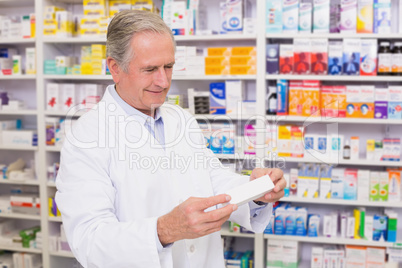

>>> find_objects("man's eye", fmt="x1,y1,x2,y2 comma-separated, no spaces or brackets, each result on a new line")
165,65,173,69
145,68,156,72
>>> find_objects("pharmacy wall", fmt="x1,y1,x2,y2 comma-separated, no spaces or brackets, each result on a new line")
0,0,402,267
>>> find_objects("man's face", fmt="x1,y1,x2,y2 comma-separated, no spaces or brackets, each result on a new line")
110,31,175,116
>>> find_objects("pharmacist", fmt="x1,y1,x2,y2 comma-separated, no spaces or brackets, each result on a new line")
55,10,285,268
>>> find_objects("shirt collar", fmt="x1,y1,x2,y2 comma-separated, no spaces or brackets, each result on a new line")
109,85,163,126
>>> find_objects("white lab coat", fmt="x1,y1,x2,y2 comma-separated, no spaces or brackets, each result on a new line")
55,86,272,268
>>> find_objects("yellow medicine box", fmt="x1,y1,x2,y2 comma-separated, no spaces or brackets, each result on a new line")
43,19,56,35
80,18,100,35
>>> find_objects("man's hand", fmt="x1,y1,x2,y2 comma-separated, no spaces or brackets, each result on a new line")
250,168,285,204
157,194,237,246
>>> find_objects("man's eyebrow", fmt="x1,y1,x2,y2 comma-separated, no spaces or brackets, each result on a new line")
140,62,175,70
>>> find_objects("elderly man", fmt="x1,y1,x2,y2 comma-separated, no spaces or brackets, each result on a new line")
56,10,285,268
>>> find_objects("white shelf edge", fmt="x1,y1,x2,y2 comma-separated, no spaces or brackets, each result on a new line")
266,74,402,82
0,213,40,220
46,146,62,152
173,75,257,80
263,234,400,248
281,196,402,208
43,74,113,80
175,34,257,41
43,36,106,43
43,74,257,80
49,251,75,258
0,75,36,80
0,179,40,186
42,34,257,43
266,115,402,125
44,110,86,117
0,145,38,151
48,216,62,222
269,157,402,167
0,38,35,44
221,229,255,238
0,110,38,115
47,181,56,187
0,244,42,253
266,33,402,39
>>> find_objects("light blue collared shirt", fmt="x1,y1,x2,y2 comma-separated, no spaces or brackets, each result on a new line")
109,85,165,148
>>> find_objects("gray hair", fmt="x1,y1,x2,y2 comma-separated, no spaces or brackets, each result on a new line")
106,10,175,72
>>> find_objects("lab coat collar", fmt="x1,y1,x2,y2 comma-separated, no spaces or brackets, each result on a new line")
100,85,180,151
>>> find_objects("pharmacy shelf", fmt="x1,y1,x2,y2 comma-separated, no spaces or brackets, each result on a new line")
175,34,257,41
264,235,401,248
45,110,86,117
0,38,35,44
0,244,42,253
46,146,62,152
266,115,402,125
43,74,113,80
0,75,36,80
0,0,34,7
266,74,402,82
266,33,402,39
281,196,402,208
221,229,255,238
0,110,38,115
49,251,75,258
42,34,257,43
0,145,37,151
172,75,257,80
43,36,106,43
268,157,402,167
43,74,257,81
0,179,39,186
193,114,254,121
0,213,40,220
48,216,62,222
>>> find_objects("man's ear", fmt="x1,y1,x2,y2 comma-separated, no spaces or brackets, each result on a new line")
107,57,121,83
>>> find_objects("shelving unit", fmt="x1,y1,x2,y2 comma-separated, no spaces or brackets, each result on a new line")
1,0,401,267
263,235,402,248
281,196,402,208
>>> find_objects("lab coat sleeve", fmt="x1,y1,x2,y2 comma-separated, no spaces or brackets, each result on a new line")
205,148,272,233
55,117,165,268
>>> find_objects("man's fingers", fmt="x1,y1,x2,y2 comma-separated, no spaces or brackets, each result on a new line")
274,176,286,192
192,194,231,211
250,168,271,180
203,203,237,223
270,168,284,183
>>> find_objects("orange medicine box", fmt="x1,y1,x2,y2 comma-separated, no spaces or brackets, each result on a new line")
229,65,256,75
321,86,334,117
230,56,256,66
205,65,229,75
231,47,257,56
302,80,321,116
207,47,232,56
288,81,303,116
205,56,230,66
332,86,347,117
277,125,304,158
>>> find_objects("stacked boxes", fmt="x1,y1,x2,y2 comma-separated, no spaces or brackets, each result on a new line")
205,47,257,75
